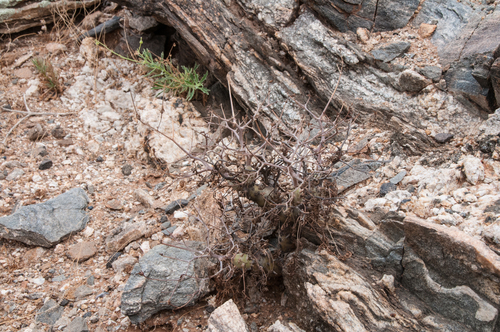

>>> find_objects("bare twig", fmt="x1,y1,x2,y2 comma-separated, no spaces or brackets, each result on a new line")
2,95,74,145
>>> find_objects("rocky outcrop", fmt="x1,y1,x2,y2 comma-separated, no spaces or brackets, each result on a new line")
121,242,211,323
402,217,500,331
0,188,89,247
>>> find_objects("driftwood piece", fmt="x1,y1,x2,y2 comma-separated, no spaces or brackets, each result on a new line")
0,0,99,34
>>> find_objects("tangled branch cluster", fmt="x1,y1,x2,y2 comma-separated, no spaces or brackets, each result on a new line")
131,86,351,295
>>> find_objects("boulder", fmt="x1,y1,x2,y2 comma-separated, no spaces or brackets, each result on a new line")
0,188,89,247
121,242,211,323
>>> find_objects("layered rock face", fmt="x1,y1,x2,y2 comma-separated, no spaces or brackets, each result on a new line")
108,0,500,330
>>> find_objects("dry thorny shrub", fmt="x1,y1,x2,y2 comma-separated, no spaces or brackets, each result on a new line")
132,85,352,303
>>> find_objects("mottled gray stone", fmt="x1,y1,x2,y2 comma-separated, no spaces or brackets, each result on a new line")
418,65,442,82
121,242,211,323
63,316,89,332
402,246,498,332
389,170,407,184
0,188,89,247
434,133,454,144
235,0,298,29
398,70,431,92
164,199,189,214
332,159,382,193
371,42,411,62
74,285,93,300
380,182,396,196
35,299,64,325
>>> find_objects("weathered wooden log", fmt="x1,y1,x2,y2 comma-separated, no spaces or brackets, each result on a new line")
0,0,99,34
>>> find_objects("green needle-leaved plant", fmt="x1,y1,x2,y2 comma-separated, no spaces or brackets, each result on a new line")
95,39,209,101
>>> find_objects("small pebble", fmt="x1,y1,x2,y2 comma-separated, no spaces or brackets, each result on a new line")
96,156,104,162
122,164,133,176
38,159,53,170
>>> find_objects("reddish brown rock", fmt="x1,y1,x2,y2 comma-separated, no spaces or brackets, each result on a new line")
105,222,147,253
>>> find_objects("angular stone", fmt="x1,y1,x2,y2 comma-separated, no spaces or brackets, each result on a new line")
38,159,53,170
207,299,249,332
463,156,484,185
67,241,97,262
418,65,442,82
35,299,64,325
268,320,305,332
0,188,89,247
332,159,381,193
398,70,431,92
433,133,454,144
371,41,411,62
106,199,123,210
479,109,500,136
63,316,89,332
418,23,437,38
112,255,137,273
134,189,154,208
126,11,158,32
105,221,147,253
105,89,133,110
389,170,407,184
46,42,67,54
74,285,93,300
28,124,47,141
164,199,189,214
121,242,211,323
283,248,413,331
379,182,396,196
6,167,24,181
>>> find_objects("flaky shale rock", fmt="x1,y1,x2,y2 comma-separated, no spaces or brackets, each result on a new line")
0,188,89,247
121,242,211,323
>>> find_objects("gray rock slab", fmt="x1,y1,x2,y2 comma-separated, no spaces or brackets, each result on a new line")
207,299,249,332
63,316,89,332
433,133,454,144
372,41,411,62
380,182,396,196
35,299,64,325
389,170,407,184
74,285,93,300
331,159,382,193
121,242,211,323
418,65,442,82
0,188,89,247
373,0,420,31
402,246,498,332
163,199,189,214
